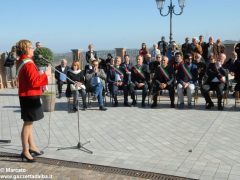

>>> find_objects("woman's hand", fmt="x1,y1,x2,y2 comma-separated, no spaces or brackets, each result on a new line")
75,82,82,87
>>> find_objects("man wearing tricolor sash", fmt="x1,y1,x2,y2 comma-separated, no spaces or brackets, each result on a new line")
107,56,125,106
176,53,198,109
121,55,133,106
130,55,150,107
151,56,175,108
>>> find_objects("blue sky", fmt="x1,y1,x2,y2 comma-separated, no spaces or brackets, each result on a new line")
0,0,239,53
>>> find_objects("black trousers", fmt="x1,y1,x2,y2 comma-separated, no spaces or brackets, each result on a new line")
57,80,66,94
152,85,175,105
202,82,225,105
130,82,148,103
108,83,129,103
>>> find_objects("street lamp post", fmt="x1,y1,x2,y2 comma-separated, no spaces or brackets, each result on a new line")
155,0,185,44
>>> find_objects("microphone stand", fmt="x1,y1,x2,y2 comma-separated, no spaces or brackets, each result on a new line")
57,93,93,154
40,57,92,154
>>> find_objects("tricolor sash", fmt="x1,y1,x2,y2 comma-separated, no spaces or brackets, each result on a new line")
181,64,192,80
16,58,33,77
132,66,145,80
112,66,124,77
159,65,170,81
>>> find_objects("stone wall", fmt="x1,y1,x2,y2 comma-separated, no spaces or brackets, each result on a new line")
224,43,236,60
0,53,6,88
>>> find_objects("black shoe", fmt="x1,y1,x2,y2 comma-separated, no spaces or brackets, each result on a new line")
151,103,157,108
206,102,214,109
131,100,137,106
29,149,44,157
124,102,130,107
58,95,62,99
21,153,35,163
92,95,97,101
188,103,193,109
113,101,118,107
141,102,146,107
179,103,184,109
72,107,78,112
99,106,107,111
218,105,223,111
170,103,175,108
82,106,87,111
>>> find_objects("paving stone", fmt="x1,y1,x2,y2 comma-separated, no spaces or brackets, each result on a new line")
0,87,240,179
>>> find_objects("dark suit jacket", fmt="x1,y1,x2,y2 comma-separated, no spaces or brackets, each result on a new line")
107,66,125,84
55,65,70,82
205,63,227,84
157,41,168,55
131,64,150,84
176,63,198,84
181,43,191,56
121,62,133,84
204,43,218,59
153,65,174,86
85,51,97,64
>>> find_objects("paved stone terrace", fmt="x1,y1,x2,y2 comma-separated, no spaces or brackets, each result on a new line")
0,87,240,180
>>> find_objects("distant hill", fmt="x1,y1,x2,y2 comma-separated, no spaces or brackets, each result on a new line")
53,49,139,66
223,40,240,44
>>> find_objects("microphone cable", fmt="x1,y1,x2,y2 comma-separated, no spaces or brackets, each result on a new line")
41,65,54,151
41,62,76,151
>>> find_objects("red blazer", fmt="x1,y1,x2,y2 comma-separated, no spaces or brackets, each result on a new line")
17,54,48,97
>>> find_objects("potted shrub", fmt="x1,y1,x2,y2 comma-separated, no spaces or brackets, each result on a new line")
33,47,53,84
34,47,55,112
33,47,54,67
41,91,56,112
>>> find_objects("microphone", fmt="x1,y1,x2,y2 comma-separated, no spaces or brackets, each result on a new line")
38,55,51,64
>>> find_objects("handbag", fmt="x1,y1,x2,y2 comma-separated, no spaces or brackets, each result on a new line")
70,84,86,91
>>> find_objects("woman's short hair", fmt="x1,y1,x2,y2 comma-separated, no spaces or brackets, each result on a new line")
72,60,80,70
16,39,32,56
88,44,94,49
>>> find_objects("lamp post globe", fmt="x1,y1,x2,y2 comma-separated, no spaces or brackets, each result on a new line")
155,0,185,44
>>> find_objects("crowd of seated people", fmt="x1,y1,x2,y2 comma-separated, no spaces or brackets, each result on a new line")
55,39,240,112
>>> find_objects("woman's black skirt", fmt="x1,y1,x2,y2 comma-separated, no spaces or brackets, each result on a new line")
19,96,44,122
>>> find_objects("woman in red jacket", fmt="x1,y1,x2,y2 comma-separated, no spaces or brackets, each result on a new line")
16,40,49,162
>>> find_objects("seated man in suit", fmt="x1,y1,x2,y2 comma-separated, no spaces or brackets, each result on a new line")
55,59,70,98
121,54,133,106
151,56,175,108
201,53,227,110
107,56,125,107
176,53,198,109
86,60,107,111
130,55,150,107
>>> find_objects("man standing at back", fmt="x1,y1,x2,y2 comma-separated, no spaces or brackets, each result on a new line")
158,36,168,56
